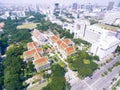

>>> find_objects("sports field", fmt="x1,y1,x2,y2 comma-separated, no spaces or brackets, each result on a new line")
17,23,39,29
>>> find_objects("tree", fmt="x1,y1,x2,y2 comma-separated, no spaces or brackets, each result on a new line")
67,50,98,78
65,82,71,90
42,64,66,90
89,20,98,25
0,63,4,90
115,46,120,54
4,44,27,90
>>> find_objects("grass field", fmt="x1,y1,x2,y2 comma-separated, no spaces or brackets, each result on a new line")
17,23,39,29
96,24,118,31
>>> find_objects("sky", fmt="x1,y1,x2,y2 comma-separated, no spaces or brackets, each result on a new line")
0,0,119,5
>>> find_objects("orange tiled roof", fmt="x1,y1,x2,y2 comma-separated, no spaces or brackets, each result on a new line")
51,36,59,43
27,42,38,50
65,46,75,55
24,46,42,59
33,29,41,39
27,42,34,49
37,48,43,53
63,39,70,45
34,57,48,65
34,52,41,60
60,42,68,49
57,40,62,46
24,49,36,57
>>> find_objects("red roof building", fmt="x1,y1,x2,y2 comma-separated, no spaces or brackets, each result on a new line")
23,41,50,72
50,36,75,58
65,46,75,55
51,36,60,43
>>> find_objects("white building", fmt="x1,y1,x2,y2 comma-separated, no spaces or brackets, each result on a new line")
12,11,26,17
73,19,90,38
83,24,120,59
32,29,48,45
101,11,120,25
90,35,120,59
73,21,120,59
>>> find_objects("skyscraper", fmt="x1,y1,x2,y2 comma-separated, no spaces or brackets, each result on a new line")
53,3,60,16
86,3,93,12
107,2,114,10
72,3,78,10
118,2,120,7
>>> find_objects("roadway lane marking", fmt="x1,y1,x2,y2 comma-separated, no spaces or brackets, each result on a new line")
91,78,101,86
83,80,93,90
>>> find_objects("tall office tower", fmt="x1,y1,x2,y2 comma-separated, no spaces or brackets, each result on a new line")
53,3,60,15
72,3,78,10
86,3,93,12
107,2,114,10
118,2,120,7
116,31,120,40
81,4,85,9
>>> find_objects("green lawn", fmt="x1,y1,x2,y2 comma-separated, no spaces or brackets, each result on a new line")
96,24,118,31
49,54,66,67
17,23,39,29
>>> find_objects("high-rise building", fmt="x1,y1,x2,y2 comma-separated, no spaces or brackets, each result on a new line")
118,2,120,7
53,3,60,15
107,2,114,10
81,4,85,9
86,3,93,12
72,3,78,10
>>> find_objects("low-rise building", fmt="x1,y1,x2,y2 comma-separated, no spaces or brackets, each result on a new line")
83,24,120,59
33,57,50,72
50,36,75,59
32,29,48,45
23,41,50,72
73,21,120,59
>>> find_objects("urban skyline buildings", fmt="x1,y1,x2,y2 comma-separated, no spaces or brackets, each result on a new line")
1,0,120,6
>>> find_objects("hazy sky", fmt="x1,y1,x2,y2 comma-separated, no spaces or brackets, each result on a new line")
0,0,119,5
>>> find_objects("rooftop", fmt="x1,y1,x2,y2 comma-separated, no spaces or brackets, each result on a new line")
60,42,68,49
34,57,48,65
24,42,43,59
23,49,36,57
33,29,41,39
57,40,62,45
27,42,38,50
65,46,75,55
51,36,60,42
95,24,119,31
34,52,42,60
63,39,71,45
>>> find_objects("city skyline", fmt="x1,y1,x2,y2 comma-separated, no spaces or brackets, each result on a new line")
1,0,120,5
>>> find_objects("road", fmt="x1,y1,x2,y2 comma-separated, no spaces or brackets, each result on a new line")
71,56,120,90
92,66,120,90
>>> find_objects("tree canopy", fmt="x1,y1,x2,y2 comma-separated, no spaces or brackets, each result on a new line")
67,50,98,78
42,64,66,90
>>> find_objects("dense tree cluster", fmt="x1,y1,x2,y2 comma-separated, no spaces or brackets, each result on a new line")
115,46,120,54
10,29,32,43
67,50,98,78
73,38,91,46
4,43,35,90
0,63,4,90
4,44,26,90
27,12,46,23
42,64,69,90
